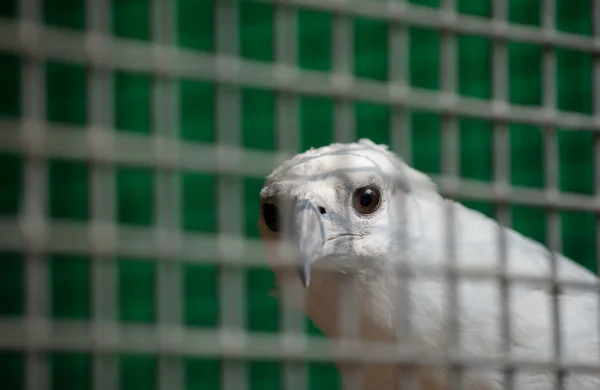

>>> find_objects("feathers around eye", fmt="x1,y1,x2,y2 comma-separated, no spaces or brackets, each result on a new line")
357,138,437,194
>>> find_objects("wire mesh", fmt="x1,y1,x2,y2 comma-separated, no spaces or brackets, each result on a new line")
0,0,599,389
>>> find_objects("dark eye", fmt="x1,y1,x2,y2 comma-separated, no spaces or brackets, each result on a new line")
352,186,381,215
262,202,279,232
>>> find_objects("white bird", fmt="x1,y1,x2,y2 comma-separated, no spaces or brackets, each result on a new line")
257,139,600,390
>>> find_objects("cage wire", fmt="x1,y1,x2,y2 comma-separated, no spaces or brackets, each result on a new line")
0,0,599,389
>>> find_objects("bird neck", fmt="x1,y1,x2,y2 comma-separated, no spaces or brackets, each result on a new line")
305,269,399,342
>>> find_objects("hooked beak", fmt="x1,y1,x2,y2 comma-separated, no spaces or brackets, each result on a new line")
293,200,327,289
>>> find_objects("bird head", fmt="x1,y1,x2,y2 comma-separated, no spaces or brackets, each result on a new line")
258,139,437,291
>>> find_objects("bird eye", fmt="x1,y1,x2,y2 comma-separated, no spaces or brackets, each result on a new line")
352,186,381,215
262,202,280,232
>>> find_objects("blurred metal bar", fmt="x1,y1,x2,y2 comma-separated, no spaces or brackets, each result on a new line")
332,0,355,144
215,2,248,390
275,2,300,152
1,218,599,290
0,21,598,131
0,120,292,176
440,0,457,95
275,3,307,390
0,320,598,372
18,0,48,389
541,1,564,388
546,196,565,390
439,0,462,387
336,285,362,390
332,2,361,389
439,0,459,180
491,0,513,388
19,0,40,21
262,0,600,53
388,0,412,164
86,0,118,388
392,180,417,389
5,120,600,212
152,0,184,389
387,0,418,388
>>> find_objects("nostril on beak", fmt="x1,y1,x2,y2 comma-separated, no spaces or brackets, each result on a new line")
318,207,327,214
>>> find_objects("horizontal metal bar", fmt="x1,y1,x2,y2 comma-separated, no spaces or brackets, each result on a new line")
0,119,291,176
437,178,600,212
3,119,600,212
0,20,599,131
2,119,600,212
0,217,267,265
0,319,597,373
266,0,600,53
0,218,598,291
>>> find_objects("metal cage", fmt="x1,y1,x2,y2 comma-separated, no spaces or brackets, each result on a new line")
0,0,599,389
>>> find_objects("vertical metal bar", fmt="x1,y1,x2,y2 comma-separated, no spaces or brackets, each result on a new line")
20,0,40,22
440,0,461,388
19,0,48,389
333,1,355,144
86,0,118,388
215,2,247,390
152,1,183,390
542,1,563,388
494,128,513,384
387,1,416,389
542,0,556,116
275,3,306,390
545,178,564,390
492,0,508,106
275,2,299,154
443,199,461,390
440,0,457,93
388,0,412,164
332,2,361,389
492,1,513,389
440,5,459,181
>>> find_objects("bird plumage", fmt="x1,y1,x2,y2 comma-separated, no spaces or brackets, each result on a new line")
258,139,600,389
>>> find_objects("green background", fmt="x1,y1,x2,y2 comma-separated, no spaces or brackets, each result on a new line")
0,0,596,389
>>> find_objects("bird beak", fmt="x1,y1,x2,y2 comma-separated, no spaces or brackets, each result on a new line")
292,199,327,289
